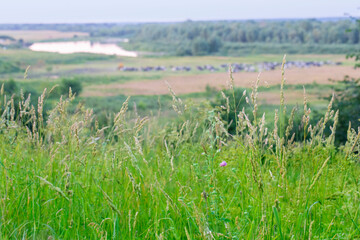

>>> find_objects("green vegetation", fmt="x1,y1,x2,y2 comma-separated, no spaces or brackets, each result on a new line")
1,65,360,238
2,19,360,56
59,78,83,96
117,19,360,55
0,49,115,67
326,16,360,144
0,59,22,74
1,17,360,239
0,35,15,41
0,49,350,131
119,19,360,45
211,87,249,134
221,42,360,56
330,77,360,144
346,17,360,68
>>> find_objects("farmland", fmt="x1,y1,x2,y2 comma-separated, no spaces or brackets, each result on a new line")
1,42,359,128
1,45,358,117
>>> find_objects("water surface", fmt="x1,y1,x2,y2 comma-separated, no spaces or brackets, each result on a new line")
29,41,137,57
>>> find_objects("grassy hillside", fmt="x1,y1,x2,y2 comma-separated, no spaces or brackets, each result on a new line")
0,64,360,239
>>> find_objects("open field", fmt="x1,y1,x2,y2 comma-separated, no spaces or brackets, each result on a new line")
1,49,354,79
1,48,357,111
83,65,360,97
0,49,353,71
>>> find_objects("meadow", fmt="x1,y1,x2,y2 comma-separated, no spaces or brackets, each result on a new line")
1,25,360,238
1,59,360,238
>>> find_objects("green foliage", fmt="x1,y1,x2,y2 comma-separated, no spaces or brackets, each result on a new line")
175,45,192,56
190,36,222,56
0,79,44,130
59,78,83,96
221,42,360,55
113,19,360,45
117,19,360,55
208,36,222,53
346,18,360,68
212,87,249,134
1,50,115,67
0,79,360,239
191,38,210,56
0,59,22,74
330,17,360,144
1,78,18,93
3,19,359,55
331,77,360,144
84,94,172,126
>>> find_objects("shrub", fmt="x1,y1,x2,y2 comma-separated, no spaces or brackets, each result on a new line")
1,78,18,93
175,46,192,56
59,78,83,96
330,76,360,144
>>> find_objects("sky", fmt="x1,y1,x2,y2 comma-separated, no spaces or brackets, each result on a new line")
0,0,359,24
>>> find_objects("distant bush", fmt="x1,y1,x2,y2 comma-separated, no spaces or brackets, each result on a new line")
190,36,223,56
59,78,83,96
1,78,18,93
175,46,192,56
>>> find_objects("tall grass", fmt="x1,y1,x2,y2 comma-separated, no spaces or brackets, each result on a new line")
0,59,360,239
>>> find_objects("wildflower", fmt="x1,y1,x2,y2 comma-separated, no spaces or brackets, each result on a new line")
219,161,227,167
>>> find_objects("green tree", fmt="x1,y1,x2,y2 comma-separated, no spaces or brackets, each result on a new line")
347,18,360,68
331,77,360,144
331,16,360,144
191,38,210,56
208,36,222,53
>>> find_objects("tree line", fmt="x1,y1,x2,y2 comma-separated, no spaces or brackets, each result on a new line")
1,19,359,55
90,19,360,55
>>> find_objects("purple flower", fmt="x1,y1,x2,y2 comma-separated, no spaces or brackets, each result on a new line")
219,161,227,167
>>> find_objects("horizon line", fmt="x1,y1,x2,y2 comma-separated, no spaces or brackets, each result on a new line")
0,15,354,25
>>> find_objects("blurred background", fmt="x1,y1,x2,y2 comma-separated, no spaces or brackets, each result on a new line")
1,0,359,143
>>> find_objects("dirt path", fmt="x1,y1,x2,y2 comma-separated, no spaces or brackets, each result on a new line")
83,66,360,96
